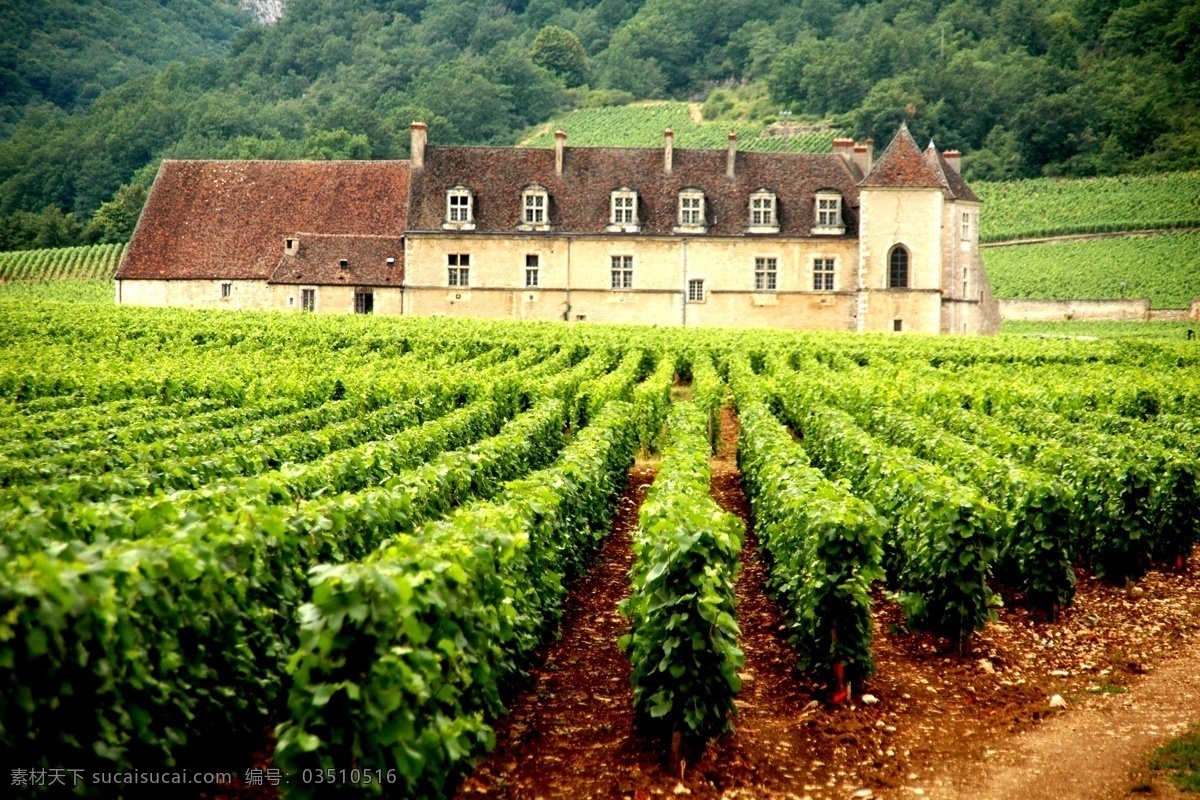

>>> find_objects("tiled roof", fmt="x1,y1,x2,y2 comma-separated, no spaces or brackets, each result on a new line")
923,144,981,203
859,125,944,190
267,234,404,286
407,145,861,237
116,160,409,281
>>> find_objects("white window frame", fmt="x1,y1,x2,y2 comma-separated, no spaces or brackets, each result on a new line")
961,211,971,241
220,281,232,299
687,278,705,303
754,256,778,291
748,190,779,234
520,186,550,231
301,287,316,312
448,253,470,287
813,258,835,291
443,186,475,230
675,190,707,234
525,254,540,288
608,189,640,232
610,254,634,290
812,191,845,235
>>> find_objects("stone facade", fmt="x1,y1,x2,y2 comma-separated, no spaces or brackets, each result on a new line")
115,124,999,334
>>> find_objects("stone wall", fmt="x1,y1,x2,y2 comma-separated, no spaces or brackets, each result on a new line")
998,298,1151,322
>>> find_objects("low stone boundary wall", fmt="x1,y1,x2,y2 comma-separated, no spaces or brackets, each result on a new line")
999,297,1200,322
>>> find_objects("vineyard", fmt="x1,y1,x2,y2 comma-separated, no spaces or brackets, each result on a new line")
982,231,1200,308
522,102,841,153
2,300,1199,798
0,243,125,282
974,171,1200,243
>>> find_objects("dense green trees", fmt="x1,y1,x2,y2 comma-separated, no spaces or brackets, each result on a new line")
1,0,1196,251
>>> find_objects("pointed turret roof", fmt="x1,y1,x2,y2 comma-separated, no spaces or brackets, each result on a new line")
859,124,944,189
923,142,980,202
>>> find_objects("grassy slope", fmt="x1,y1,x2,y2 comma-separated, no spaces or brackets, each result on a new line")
975,172,1200,243
983,232,1200,308
522,102,840,153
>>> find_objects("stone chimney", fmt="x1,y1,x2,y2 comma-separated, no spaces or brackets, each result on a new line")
555,130,567,176
727,131,738,179
943,149,962,174
852,139,873,176
664,128,674,175
410,121,427,170
832,137,855,166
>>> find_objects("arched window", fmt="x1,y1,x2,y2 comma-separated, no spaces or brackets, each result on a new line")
888,245,909,288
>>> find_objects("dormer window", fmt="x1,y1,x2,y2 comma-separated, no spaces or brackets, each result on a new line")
812,191,845,235
339,259,349,270
675,189,707,234
285,238,298,256
519,185,550,231
443,186,475,230
748,190,778,234
608,188,640,232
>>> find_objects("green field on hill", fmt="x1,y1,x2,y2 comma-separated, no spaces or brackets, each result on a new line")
975,172,1200,243
522,102,840,153
0,243,125,282
982,231,1200,309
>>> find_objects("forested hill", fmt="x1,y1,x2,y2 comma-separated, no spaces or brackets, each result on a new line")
0,0,253,123
2,0,1198,251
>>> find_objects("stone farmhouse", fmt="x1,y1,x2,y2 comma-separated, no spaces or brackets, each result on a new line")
115,122,1000,334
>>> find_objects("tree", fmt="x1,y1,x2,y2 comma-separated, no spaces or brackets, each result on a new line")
85,183,148,244
530,26,588,87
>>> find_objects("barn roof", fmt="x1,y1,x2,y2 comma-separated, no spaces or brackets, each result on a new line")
406,145,861,237
267,234,404,286
859,124,945,190
116,160,409,281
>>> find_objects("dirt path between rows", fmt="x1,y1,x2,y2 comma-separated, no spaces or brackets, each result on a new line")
928,636,1200,800
980,226,1200,248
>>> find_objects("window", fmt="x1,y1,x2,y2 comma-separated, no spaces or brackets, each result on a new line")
813,192,843,233
525,254,539,288
610,189,638,228
754,257,778,291
961,212,971,240
301,288,315,312
813,258,835,291
448,253,470,287
962,264,969,298
687,279,705,303
445,186,474,228
678,191,704,227
610,255,633,289
749,191,778,232
220,282,232,299
522,186,548,227
893,319,903,332
888,245,909,288
354,291,374,314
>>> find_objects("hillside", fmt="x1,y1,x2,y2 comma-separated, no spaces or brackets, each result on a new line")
1,0,1197,252
982,231,1200,309
1,0,251,125
523,102,841,153
975,172,1200,242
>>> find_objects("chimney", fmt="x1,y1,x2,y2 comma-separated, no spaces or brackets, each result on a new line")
727,131,737,179
943,149,962,174
852,139,873,176
554,129,567,176
832,137,855,166
663,128,674,175
410,121,427,170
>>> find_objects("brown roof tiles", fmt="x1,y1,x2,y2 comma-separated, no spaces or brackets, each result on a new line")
407,145,860,237
267,234,404,286
923,144,981,203
859,125,945,190
117,160,409,281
